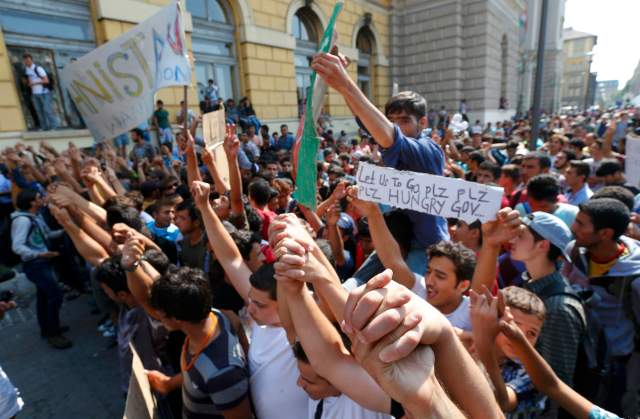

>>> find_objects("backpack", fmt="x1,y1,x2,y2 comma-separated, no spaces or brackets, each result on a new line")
548,282,610,402
25,65,55,90
0,216,35,267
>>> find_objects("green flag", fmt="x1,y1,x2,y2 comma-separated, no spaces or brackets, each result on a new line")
294,1,344,210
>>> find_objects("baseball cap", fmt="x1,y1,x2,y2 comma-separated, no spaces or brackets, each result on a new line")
522,211,572,260
337,212,356,236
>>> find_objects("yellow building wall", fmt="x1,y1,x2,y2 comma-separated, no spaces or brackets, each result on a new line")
243,0,391,119
0,30,26,132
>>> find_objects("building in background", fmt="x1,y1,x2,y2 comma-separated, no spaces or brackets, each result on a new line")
597,80,619,109
389,0,526,124
0,0,392,147
519,0,565,115
560,27,597,112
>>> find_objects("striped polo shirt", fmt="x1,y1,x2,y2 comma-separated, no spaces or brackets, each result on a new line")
182,309,249,419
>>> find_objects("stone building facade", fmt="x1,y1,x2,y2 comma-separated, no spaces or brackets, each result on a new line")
560,27,597,111
389,0,526,124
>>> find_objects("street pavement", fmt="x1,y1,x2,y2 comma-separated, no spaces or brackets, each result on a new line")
0,295,124,419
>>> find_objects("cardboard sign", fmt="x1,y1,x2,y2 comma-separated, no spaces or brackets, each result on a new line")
202,109,226,149
625,134,640,187
123,344,157,419
61,1,190,142
201,109,229,185
356,162,504,223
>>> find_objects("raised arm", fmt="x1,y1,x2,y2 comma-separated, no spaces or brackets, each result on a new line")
49,205,109,267
470,290,517,412
311,53,395,148
347,186,415,289
499,314,594,419
56,184,107,224
184,131,203,186
343,275,504,419
202,147,230,195
191,180,251,303
282,278,392,414
471,208,522,293
223,125,245,217
602,118,616,157
121,234,162,316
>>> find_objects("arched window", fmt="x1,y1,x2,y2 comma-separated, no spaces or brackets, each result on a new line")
500,34,508,109
356,26,375,100
293,7,321,116
188,0,238,104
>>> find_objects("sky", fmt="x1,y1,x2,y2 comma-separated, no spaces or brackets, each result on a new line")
564,0,640,87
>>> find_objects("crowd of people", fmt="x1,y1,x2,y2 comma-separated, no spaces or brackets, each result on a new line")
1,49,639,419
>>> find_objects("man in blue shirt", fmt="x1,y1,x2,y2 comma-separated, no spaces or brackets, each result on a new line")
276,124,295,151
311,53,448,276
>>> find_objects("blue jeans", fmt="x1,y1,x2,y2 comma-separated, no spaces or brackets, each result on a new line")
31,92,59,130
22,258,62,336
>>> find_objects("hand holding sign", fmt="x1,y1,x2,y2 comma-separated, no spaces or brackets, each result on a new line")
356,162,504,223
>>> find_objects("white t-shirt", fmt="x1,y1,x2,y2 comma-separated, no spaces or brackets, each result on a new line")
248,324,309,419
444,295,472,332
309,395,393,419
25,64,48,95
411,273,427,300
0,365,23,419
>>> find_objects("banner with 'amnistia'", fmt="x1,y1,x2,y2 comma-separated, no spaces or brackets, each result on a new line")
61,1,190,142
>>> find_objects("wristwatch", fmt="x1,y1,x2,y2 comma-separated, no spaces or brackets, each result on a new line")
123,260,140,272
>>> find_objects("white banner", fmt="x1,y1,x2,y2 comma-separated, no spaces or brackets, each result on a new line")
356,162,504,223
61,1,190,142
625,135,640,187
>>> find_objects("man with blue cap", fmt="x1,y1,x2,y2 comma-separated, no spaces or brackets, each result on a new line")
473,210,586,417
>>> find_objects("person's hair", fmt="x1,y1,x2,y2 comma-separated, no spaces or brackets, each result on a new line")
175,199,200,223
153,197,175,214
526,174,559,203
591,186,635,211
156,100,164,105
506,139,519,150
249,263,276,301
501,286,546,322
95,255,128,294
478,161,500,180
529,226,563,261
248,179,272,207
384,210,413,255
105,203,142,230
150,267,212,323
384,91,427,120
315,239,336,268
291,340,309,363
140,180,160,199
161,175,179,190
144,249,171,275
569,138,585,150
16,189,39,211
468,151,485,165
131,128,144,138
244,206,263,234
560,149,577,163
280,124,288,130
427,241,476,283
22,53,32,59
125,191,145,212
578,198,630,240
501,164,521,183
232,230,262,261
568,160,590,181
523,151,551,170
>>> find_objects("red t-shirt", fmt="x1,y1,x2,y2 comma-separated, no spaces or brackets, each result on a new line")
255,207,276,241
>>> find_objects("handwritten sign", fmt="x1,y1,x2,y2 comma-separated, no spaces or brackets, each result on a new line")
201,109,229,185
356,162,504,223
202,109,226,149
61,1,190,142
625,135,640,188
